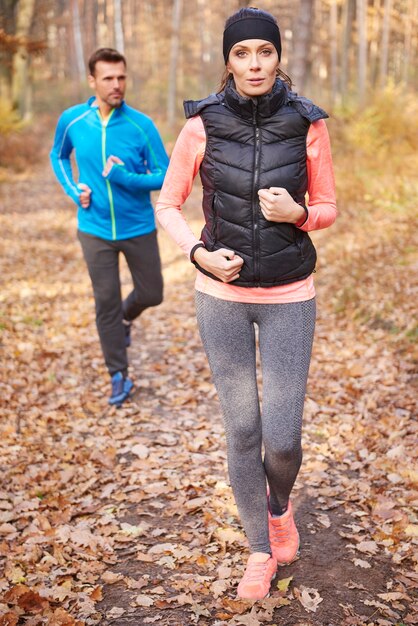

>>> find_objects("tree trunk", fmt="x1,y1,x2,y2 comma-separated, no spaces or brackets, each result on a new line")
71,0,86,79
114,0,124,53
167,0,182,126
402,0,413,86
198,0,212,97
0,0,19,103
83,0,98,57
340,0,355,101
369,0,381,89
290,0,315,93
329,0,338,106
356,0,367,104
379,0,392,89
11,0,36,119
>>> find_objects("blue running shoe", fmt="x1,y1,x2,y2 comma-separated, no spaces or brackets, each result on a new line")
109,372,133,407
123,320,132,348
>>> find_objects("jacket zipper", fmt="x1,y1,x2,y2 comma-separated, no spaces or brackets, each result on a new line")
251,104,261,285
296,235,305,261
99,110,117,240
294,228,305,261
211,193,217,240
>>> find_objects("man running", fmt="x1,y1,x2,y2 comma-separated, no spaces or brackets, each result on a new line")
51,48,168,407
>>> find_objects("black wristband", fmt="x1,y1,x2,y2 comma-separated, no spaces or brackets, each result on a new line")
296,205,309,227
190,242,205,262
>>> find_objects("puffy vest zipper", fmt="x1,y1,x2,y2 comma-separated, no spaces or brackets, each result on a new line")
211,193,218,239
251,104,261,285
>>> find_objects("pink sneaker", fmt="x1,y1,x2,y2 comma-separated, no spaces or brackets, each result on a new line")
268,501,300,565
237,552,277,601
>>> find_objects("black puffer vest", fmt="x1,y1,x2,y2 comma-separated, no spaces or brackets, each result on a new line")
184,79,328,287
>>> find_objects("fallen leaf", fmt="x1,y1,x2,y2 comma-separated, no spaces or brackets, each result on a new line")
353,558,372,568
231,606,261,626
0,524,17,535
316,513,331,528
107,607,125,618
355,540,379,554
136,552,154,562
404,524,418,537
17,590,50,613
101,571,124,584
0,613,19,626
211,578,229,598
131,444,149,459
294,586,323,613
135,594,154,607
277,576,293,592
215,527,246,546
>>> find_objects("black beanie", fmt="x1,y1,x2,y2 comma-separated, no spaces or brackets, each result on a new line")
223,14,282,63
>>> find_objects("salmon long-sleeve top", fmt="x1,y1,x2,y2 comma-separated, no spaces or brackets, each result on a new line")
156,115,337,304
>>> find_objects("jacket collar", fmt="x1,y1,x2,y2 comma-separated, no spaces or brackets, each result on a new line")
87,96,126,115
223,78,288,119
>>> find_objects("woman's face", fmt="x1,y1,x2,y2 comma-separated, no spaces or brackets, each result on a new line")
226,39,279,98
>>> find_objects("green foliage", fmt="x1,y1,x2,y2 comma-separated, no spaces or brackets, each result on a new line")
349,91,418,160
332,87,418,213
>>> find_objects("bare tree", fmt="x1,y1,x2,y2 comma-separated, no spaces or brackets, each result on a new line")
379,0,392,89
198,0,213,96
167,0,182,126
340,0,355,100
357,0,367,104
83,0,98,57
329,0,338,105
11,0,36,119
4,0,418,124
369,0,382,88
71,0,86,80
290,0,315,93
0,0,19,102
114,0,124,53
402,0,414,86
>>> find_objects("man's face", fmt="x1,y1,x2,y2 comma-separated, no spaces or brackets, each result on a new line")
88,61,127,110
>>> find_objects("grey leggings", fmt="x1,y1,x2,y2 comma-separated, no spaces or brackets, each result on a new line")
195,291,316,554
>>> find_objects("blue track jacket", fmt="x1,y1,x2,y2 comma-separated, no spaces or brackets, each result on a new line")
50,97,169,240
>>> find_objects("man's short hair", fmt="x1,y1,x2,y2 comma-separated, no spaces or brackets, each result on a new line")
88,48,126,76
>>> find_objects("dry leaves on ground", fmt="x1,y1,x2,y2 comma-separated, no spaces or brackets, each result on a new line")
0,165,417,625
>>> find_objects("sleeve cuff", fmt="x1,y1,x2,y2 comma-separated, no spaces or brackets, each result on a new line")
190,242,205,263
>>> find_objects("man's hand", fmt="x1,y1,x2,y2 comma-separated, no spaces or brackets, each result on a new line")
77,183,92,209
258,187,305,224
193,247,244,283
102,155,124,177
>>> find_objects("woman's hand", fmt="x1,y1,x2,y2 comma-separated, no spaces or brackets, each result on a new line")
193,247,244,283
258,187,305,224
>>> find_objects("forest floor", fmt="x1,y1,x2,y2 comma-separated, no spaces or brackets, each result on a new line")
0,160,417,626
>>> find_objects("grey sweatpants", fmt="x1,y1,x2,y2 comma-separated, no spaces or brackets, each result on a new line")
195,291,316,554
78,230,163,376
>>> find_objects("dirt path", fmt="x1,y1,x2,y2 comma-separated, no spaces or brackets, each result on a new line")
0,171,416,626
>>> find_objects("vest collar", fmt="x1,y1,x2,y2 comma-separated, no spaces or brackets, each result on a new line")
223,78,288,119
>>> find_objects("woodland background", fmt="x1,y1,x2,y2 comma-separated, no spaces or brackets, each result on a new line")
0,1,417,625
1,0,418,129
